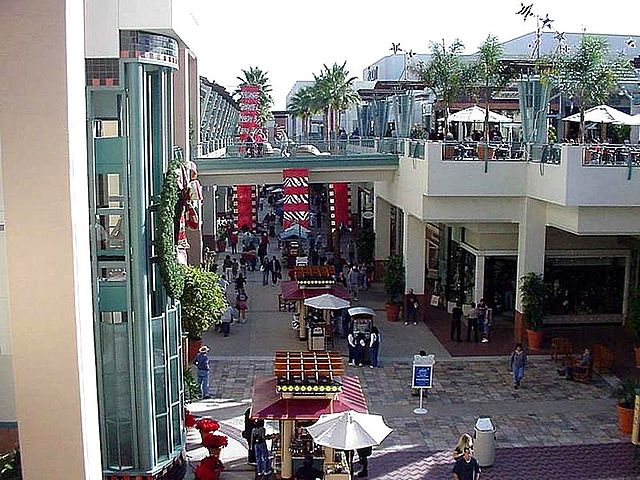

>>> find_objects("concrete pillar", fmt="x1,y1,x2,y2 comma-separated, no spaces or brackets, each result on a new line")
515,198,547,342
173,48,189,157
0,0,102,478
474,255,485,304
403,213,426,295
373,196,391,281
281,420,293,479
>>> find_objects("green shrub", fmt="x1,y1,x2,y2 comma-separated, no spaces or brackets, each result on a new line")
384,255,405,303
519,272,548,331
181,265,227,339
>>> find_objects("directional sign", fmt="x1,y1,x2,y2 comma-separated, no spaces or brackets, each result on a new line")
412,364,433,389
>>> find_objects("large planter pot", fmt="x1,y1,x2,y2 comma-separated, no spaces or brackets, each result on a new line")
216,240,227,253
187,338,203,363
207,447,221,457
385,302,401,322
526,329,544,350
617,404,634,435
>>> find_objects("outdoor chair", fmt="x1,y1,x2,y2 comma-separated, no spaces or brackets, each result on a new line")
593,343,614,372
550,337,572,363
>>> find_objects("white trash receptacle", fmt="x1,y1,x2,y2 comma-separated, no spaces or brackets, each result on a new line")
473,417,496,467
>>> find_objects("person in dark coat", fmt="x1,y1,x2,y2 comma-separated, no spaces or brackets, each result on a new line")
272,256,282,284
451,303,463,342
242,409,258,464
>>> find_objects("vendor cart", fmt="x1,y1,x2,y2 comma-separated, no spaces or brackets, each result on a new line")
348,307,376,364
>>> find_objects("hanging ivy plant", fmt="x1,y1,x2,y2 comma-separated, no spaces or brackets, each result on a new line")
157,156,185,299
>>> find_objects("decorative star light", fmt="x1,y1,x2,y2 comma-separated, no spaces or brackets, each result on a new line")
627,37,636,49
516,2,534,21
390,43,403,55
540,13,554,30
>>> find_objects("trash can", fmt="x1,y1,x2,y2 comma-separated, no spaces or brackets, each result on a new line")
308,324,325,351
474,417,496,467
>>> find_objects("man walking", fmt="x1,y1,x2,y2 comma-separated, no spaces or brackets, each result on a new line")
272,255,282,285
221,304,235,338
193,345,211,399
405,288,419,325
262,256,272,286
466,302,479,342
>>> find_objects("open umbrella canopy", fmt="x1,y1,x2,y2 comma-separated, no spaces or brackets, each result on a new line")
448,105,512,123
306,410,393,451
279,224,310,240
304,293,350,310
562,105,636,124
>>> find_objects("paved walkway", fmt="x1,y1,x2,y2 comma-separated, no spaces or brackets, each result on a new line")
185,217,635,479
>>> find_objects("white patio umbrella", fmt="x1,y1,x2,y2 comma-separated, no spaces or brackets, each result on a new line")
304,293,350,310
562,105,636,124
448,105,512,123
306,410,393,451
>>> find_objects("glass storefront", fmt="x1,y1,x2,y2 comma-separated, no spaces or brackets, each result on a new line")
544,257,625,315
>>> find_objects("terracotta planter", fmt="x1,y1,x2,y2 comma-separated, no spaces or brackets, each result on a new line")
187,338,203,363
216,240,227,253
207,447,221,457
617,404,634,435
634,346,640,368
526,329,544,350
385,302,401,322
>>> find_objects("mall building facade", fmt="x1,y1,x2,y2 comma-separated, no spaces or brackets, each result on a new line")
371,141,640,339
1,0,202,478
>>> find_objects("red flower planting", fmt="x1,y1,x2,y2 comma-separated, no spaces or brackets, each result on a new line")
202,432,228,449
195,418,220,433
185,409,197,428
194,455,225,480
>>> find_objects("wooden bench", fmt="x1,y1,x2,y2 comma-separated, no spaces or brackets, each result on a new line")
550,337,572,363
593,344,614,372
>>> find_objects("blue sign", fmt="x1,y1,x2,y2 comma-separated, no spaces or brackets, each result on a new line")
412,365,433,389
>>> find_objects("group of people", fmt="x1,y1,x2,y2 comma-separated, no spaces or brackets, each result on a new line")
450,299,493,344
347,326,380,368
243,410,274,477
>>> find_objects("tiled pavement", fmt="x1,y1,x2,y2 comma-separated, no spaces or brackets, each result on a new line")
187,218,636,479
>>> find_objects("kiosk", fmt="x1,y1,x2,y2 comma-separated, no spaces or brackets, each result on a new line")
250,351,368,479
348,307,376,364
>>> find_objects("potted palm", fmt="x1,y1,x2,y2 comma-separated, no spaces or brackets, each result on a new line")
519,272,548,350
383,255,405,322
614,379,637,435
181,265,227,361
627,291,640,367
216,229,228,253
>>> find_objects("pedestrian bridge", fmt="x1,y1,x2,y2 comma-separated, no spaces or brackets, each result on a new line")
195,153,400,186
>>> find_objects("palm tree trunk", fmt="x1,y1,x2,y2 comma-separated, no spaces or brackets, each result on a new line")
579,109,585,144
483,83,490,173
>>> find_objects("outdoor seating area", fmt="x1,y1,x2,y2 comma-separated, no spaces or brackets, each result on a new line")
442,141,526,161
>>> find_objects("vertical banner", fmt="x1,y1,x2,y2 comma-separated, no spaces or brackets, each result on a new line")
239,85,260,144
233,185,256,230
282,168,309,229
329,183,351,232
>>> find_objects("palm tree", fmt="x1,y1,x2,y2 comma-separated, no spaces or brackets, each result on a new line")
323,62,360,138
308,62,360,143
412,39,472,132
547,36,633,143
471,36,511,146
235,66,274,126
288,87,316,141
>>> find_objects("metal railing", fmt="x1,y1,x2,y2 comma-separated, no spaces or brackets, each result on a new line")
441,141,530,162
582,144,640,167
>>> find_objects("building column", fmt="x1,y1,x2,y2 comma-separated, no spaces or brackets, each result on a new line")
373,196,390,280
474,255,485,304
403,213,427,321
173,48,189,158
403,213,426,295
0,0,102,478
515,198,547,342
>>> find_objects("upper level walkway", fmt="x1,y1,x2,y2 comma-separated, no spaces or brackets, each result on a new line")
195,140,399,186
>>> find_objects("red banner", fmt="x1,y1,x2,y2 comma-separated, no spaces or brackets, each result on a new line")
330,183,350,231
236,185,255,230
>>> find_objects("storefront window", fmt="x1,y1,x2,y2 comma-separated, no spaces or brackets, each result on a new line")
447,241,476,304
544,257,625,315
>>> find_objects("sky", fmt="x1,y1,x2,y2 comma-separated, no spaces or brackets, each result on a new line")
193,0,639,110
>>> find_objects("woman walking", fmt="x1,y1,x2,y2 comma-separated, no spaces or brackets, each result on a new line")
509,343,527,389
236,288,249,323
